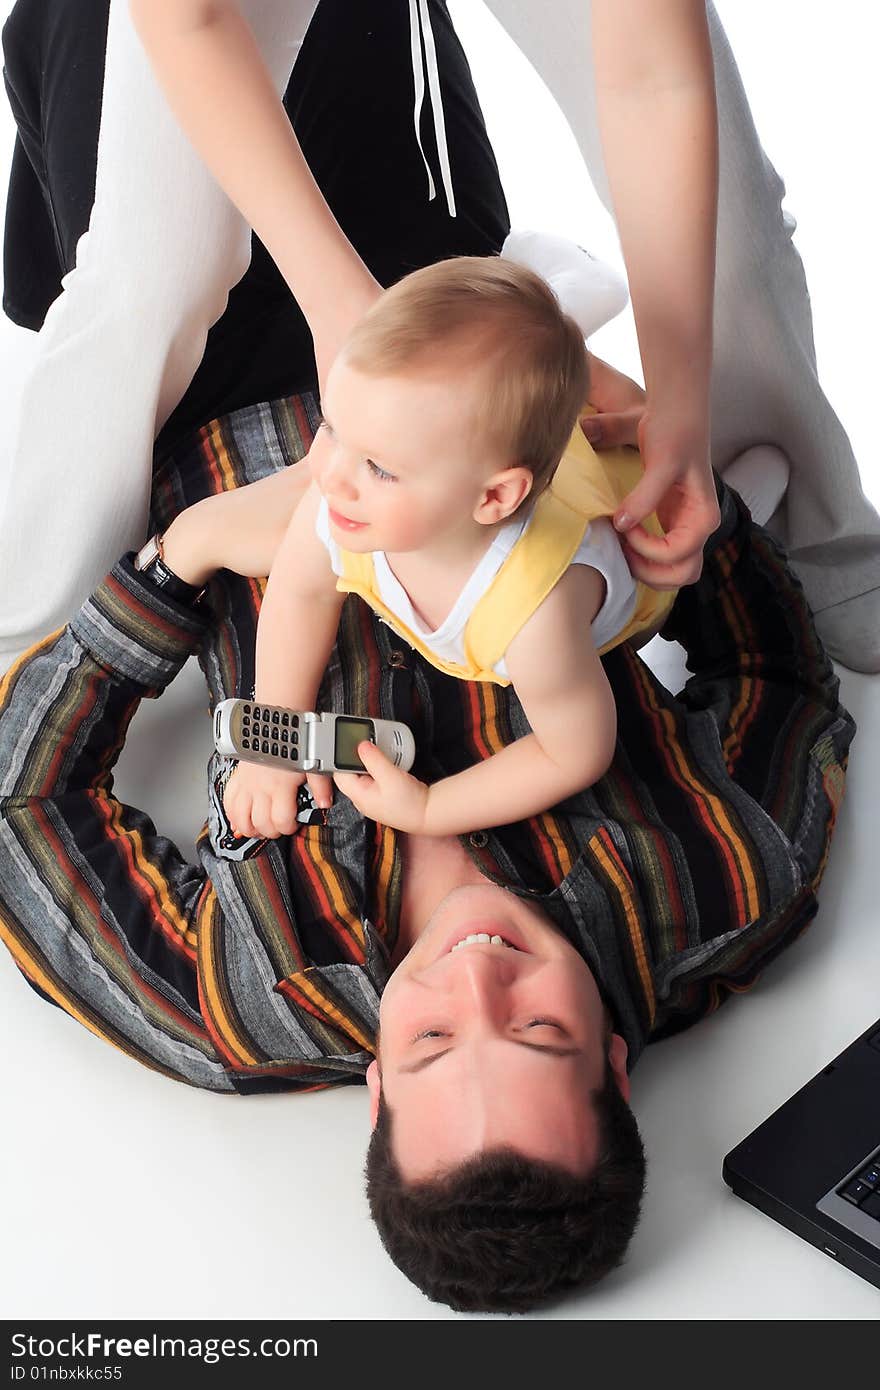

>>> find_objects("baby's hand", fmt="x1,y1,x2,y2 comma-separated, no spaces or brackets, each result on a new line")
223,760,333,839
334,742,430,834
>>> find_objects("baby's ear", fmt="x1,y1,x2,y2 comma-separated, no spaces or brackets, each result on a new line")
474,467,533,525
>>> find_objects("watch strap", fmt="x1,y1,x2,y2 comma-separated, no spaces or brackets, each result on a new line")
134,533,206,606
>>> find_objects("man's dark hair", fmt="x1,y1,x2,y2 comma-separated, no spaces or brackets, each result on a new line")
364,1059,646,1313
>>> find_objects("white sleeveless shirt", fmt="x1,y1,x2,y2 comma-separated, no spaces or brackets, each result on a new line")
316,499,637,681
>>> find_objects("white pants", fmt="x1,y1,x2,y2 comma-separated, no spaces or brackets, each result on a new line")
482,0,880,621
0,0,319,670
1,0,877,671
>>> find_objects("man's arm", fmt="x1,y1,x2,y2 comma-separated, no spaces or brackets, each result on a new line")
0,539,374,1087
129,0,380,387
591,0,720,587
161,436,343,717
335,566,617,835
0,561,232,1087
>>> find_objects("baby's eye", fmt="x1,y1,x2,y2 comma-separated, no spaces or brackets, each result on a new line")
367,459,397,483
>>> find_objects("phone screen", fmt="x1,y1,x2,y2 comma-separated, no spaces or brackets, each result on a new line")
333,716,374,771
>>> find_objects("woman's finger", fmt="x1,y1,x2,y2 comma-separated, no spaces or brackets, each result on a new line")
580,408,642,451
614,456,681,532
621,518,708,566
623,540,703,590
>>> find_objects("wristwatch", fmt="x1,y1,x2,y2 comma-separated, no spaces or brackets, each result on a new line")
133,533,206,606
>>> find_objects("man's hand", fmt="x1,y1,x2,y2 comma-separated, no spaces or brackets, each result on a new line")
163,461,315,588
223,759,333,839
334,742,430,834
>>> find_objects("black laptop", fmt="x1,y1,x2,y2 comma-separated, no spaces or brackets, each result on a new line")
723,1016,880,1291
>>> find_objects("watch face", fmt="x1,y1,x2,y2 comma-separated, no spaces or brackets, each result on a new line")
135,536,161,572
133,537,204,605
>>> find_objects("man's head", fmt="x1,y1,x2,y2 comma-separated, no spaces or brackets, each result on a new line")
313,257,590,555
364,883,646,1311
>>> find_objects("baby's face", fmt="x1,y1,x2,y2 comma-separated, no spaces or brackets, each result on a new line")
313,355,506,555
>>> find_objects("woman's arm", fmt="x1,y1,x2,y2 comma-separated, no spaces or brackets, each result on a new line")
129,0,380,386
591,0,720,586
334,566,617,835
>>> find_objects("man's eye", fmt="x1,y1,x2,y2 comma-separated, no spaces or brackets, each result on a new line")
367,459,397,483
412,1028,449,1042
524,1018,563,1031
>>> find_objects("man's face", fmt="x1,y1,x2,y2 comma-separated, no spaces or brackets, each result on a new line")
368,884,630,1181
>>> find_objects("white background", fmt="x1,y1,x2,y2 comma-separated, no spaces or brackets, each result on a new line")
0,1,877,1322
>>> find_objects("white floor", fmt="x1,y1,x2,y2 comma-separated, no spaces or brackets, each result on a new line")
0,2,878,1320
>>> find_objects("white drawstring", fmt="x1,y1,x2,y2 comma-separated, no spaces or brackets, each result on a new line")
408,0,457,219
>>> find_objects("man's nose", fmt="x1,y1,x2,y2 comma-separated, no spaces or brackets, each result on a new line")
446,947,518,1020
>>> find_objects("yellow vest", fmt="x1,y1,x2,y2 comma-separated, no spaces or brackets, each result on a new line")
334,418,676,687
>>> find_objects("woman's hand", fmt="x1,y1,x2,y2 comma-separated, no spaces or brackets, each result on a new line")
588,0,719,590
313,280,383,399
614,401,718,590
580,356,718,589
580,351,647,449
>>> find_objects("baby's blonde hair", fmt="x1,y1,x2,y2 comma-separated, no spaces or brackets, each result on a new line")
341,256,590,505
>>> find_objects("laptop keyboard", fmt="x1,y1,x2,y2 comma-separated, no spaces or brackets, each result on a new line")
838,1152,880,1220
817,1141,880,1252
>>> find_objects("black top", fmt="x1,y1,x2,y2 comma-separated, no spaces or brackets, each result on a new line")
1,0,511,448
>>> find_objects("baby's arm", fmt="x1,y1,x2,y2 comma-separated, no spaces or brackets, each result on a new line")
335,566,616,836
223,476,344,839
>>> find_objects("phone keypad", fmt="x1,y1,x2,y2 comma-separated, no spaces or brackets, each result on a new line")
239,703,299,761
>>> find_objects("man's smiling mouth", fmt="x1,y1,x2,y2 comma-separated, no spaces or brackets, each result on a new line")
449,932,518,953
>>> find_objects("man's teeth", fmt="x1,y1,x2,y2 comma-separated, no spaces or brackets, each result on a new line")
450,933,510,952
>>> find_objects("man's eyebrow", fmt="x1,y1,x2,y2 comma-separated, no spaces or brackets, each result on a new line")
515,1041,582,1059
397,1041,582,1075
398,1047,454,1075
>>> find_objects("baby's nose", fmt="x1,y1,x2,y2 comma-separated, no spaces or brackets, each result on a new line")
320,452,358,499
330,469,358,501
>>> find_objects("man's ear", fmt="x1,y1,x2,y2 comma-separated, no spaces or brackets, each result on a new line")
608,1033,631,1103
473,466,533,525
366,1059,381,1129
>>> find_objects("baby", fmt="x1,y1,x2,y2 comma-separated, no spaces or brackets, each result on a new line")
223,253,675,840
